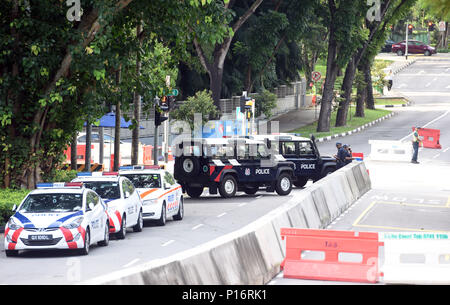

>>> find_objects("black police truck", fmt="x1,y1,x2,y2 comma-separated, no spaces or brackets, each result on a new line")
247,134,337,188
173,138,296,198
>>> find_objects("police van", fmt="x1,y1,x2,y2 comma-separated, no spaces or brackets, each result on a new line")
245,134,337,188
173,138,295,198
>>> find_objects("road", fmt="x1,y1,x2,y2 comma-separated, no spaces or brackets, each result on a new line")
271,54,450,285
1,54,449,285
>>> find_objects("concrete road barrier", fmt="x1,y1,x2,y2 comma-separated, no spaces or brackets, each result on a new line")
83,161,371,285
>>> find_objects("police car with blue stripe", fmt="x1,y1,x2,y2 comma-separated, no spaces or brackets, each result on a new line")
4,182,109,257
174,138,295,198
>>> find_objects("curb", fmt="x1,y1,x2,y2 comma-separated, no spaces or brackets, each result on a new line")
316,112,397,143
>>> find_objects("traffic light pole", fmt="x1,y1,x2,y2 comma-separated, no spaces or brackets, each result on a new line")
405,22,409,60
153,103,159,166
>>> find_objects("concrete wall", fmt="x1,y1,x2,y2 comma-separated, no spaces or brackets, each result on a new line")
84,161,371,285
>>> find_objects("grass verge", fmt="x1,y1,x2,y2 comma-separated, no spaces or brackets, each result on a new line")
289,107,392,139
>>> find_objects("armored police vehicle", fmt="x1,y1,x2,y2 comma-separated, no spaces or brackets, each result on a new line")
246,134,337,188
173,138,296,198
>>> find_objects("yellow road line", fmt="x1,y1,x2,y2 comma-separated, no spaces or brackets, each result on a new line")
375,200,450,209
352,201,377,227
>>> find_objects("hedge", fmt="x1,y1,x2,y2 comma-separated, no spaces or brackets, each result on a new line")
0,189,30,228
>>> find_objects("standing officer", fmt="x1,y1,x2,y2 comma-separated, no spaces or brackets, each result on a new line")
411,127,422,164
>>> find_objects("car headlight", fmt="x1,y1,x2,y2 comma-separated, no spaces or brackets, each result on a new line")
143,199,158,206
62,217,84,229
7,218,22,230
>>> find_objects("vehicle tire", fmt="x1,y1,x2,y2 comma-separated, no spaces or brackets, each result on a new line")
173,197,184,221
133,210,143,232
156,202,166,226
397,50,404,56
5,250,19,257
78,228,90,255
219,175,237,198
275,173,293,196
293,177,308,188
321,167,335,179
424,50,431,56
98,222,110,247
185,185,203,198
180,157,200,177
116,215,127,240
244,187,258,195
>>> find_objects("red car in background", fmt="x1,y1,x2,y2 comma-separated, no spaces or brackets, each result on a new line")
392,40,437,56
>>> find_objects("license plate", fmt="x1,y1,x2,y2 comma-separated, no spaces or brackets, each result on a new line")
29,234,52,241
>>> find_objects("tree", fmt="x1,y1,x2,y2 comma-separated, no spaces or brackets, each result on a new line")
190,0,265,107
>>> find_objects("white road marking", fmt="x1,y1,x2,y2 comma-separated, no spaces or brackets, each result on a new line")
191,224,204,230
433,154,440,159
217,212,227,218
238,202,248,207
425,82,431,87
443,147,450,153
399,110,449,142
122,258,140,268
161,240,175,247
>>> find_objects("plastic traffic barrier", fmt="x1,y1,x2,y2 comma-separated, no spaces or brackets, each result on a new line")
281,228,383,283
412,127,442,149
352,152,364,161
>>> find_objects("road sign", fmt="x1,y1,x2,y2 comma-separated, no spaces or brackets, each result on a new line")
166,89,179,96
312,71,321,82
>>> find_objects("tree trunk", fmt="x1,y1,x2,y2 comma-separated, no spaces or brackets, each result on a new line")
210,65,224,110
355,69,366,118
71,132,77,170
335,57,356,127
85,121,92,172
132,23,143,165
317,23,339,132
114,67,121,171
365,64,375,110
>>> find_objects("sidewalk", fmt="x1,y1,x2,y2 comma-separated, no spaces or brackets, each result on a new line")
268,106,319,133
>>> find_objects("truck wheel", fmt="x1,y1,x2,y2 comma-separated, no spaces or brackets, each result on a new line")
186,186,203,198
276,173,292,196
219,175,237,198
294,177,308,188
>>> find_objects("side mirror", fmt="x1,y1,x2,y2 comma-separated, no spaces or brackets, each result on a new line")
164,183,170,190
12,204,17,212
124,191,131,198
88,202,95,211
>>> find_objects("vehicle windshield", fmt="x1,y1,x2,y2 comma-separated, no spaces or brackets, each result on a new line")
81,181,120,199
120,174,161,189
19,193,83,213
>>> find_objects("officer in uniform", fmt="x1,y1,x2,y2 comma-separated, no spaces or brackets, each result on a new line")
411,127,422,164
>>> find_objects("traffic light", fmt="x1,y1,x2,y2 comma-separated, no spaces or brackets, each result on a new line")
160,96,169,111
428,21,435,31
408,24,414,35
240,95,252,113
155,109,168,126
167,96,176,110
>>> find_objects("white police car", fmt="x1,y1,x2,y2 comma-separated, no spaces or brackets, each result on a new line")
119,166,183,226
4,182,109,257
72,172,143,239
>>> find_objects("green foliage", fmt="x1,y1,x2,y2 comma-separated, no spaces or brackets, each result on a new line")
0,189,30,227
170,90,219,131
41,170,78,184
253,90,277,119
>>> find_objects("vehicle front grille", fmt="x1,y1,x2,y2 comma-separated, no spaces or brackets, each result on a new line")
20,237,63,246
